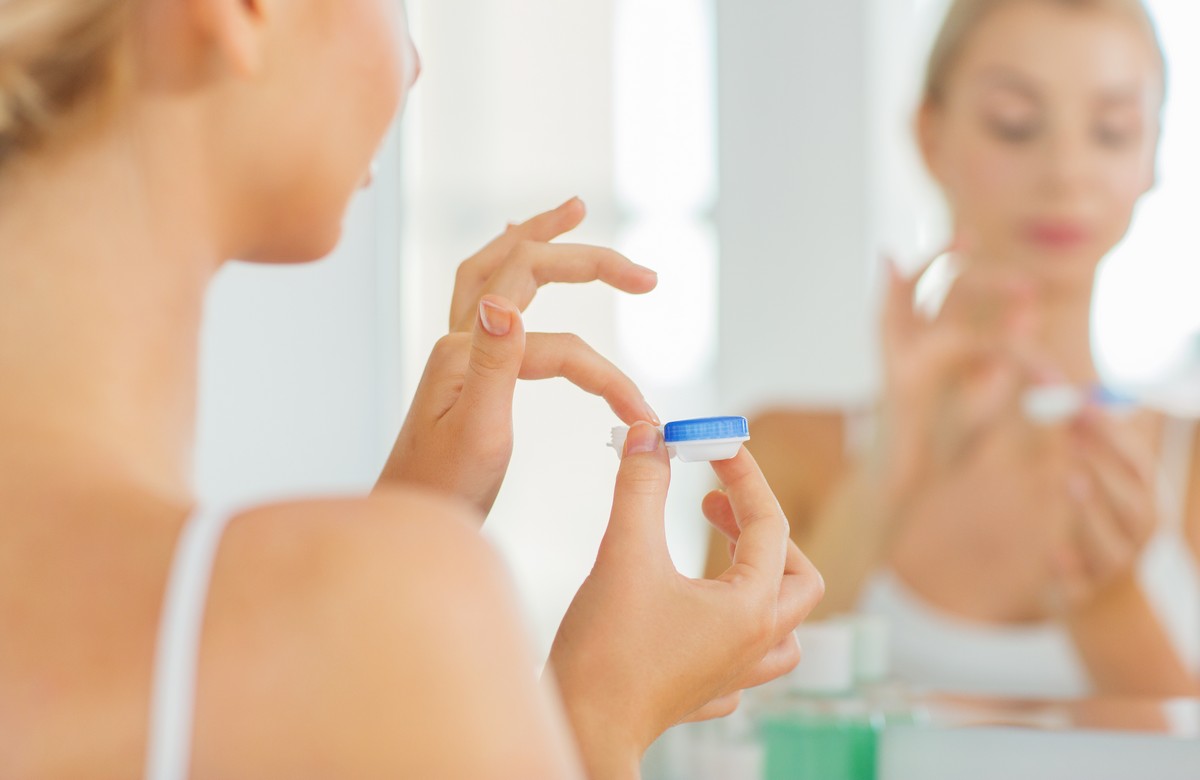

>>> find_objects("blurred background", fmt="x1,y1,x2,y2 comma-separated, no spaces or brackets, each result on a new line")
193,0,1200,659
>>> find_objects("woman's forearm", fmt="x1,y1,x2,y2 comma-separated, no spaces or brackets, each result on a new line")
1066,574,1198,697
802,466,892,619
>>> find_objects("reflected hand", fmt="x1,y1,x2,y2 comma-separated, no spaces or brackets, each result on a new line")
878,248,1038,504
1052,408,1159,609
548,425,824,774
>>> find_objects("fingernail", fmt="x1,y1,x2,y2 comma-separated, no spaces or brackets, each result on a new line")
642,401,662,426
479,299,512,337
624,421,663,457
882,253,900,280
562,196,584,209
634,263,658,278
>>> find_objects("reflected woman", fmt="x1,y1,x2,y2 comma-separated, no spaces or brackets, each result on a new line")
710,0,1198,697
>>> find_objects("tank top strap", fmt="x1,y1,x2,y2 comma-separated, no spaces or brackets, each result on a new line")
144,506,238,780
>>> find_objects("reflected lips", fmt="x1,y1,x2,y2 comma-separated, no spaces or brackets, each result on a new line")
1025,221,1090,250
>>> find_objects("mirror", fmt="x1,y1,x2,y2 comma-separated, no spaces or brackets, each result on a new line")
710,0,1200,700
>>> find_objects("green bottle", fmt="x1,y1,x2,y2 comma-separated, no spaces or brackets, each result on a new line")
758,622,881,780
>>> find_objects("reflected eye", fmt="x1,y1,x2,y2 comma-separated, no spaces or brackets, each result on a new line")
986,116,1039,144
1094,123,1138,149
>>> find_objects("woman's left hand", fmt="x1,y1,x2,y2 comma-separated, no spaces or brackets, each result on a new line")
1052,408,1160,609
376,199,660,516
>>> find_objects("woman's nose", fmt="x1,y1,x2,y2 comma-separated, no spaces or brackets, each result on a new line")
1041,131,1093,197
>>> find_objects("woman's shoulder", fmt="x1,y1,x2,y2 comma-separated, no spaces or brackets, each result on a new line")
217,487,489,577
210,488,497,634
749,406,858,455
195,489,567,777
747,406,862,500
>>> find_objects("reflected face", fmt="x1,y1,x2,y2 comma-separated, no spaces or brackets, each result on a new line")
922,1,1161,286
223,0,420,262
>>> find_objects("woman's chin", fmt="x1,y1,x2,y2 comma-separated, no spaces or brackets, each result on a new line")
239,222,346,265
1020,246,1104,289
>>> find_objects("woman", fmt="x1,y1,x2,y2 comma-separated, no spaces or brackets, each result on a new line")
709,0,1197,698
0,0,824,776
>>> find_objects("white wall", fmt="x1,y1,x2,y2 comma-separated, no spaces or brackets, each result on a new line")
715,0,880,412
399,0,630,657
717,0,1200,415
194,129,405,508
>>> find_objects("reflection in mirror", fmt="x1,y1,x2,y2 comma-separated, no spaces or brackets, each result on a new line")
709,0,1200,702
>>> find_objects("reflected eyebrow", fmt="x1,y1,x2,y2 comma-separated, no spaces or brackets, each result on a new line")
975,68,1041,103
1094,88,1145,110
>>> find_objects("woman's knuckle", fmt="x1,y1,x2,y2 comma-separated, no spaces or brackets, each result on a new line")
734,598,777,651
620,464,665,497
432,333,468,362
468,341,507,375
513,239,539,259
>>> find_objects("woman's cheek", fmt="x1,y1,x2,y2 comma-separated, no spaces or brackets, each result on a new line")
1096,163,1148,245
948,145,1029,233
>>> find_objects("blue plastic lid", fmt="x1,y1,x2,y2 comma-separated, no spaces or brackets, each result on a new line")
663,416,750,444
1090,384,1137,407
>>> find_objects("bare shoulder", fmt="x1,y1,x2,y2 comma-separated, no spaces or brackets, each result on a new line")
706,407,858,578
749,407,850,460
1185,421,1200,560
747,406,855,523
194,489,575,778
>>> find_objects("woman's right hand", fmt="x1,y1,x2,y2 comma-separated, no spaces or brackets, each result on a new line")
548,423,824,778
378,199,659,517
877,249,1038,506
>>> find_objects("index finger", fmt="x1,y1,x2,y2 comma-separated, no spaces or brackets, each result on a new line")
462,199,588,283
710,448,790,589
1075,410,1155,487
519,332,659,425
450,198,588,328
471,243,658,322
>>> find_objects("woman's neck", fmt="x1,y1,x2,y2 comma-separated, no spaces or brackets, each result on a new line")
0,124,221,503
1035,279,1100,385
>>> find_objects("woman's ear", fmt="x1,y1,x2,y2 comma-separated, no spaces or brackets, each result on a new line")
916,101,947,187
185,0,268,76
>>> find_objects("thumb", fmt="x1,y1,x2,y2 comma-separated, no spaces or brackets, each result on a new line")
456,295,527,427
599,421,672,568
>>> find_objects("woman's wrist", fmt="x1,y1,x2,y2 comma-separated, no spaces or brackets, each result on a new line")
871,400,934,505
562,702,643,780
549,671,644,780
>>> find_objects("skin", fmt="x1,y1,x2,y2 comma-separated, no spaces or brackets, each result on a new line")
708,1,1198,696
0,0,825,776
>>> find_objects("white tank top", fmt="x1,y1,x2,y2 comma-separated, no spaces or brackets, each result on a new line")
144,507,237,780
858,416,1200,698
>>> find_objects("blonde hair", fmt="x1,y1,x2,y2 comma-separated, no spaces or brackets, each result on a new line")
0,0,132,170
923,0,1166,106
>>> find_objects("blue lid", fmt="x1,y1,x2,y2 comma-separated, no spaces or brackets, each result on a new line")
1090,384,1137,407
663,416,749,443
